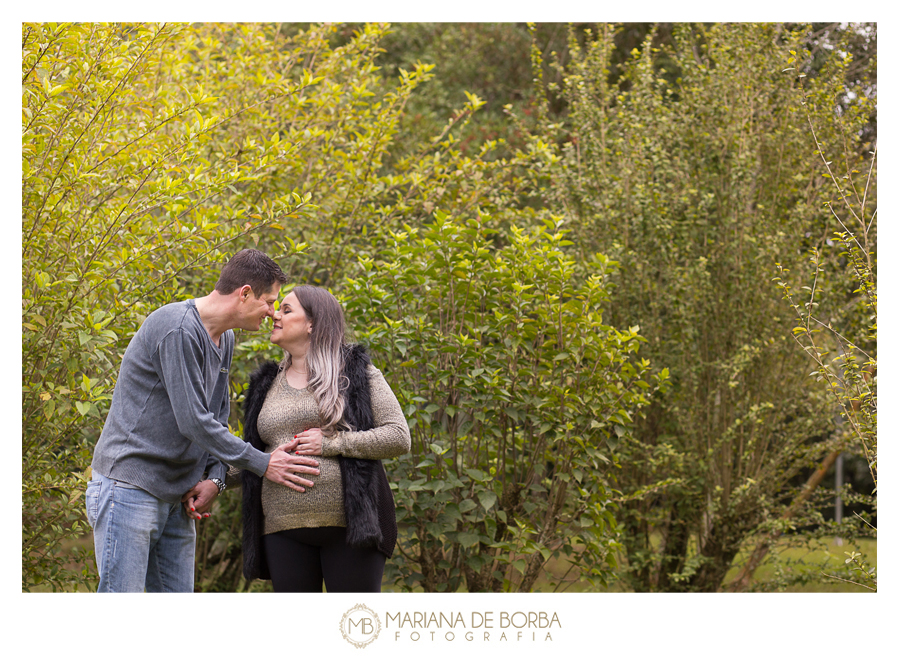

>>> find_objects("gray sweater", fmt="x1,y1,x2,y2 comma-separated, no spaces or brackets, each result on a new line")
91,299,270,504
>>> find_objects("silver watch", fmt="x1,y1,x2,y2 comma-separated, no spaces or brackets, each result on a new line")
209,477,226,494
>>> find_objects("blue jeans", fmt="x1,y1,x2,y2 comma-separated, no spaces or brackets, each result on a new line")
85,472,196,592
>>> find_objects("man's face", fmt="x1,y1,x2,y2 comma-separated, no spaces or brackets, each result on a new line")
237,283,281,331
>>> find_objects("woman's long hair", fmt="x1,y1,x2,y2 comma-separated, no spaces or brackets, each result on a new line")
288,285,350,433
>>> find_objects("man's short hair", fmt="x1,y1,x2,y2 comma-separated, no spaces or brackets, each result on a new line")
214,249,288,297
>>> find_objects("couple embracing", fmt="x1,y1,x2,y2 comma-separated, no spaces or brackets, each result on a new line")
86,249,410,592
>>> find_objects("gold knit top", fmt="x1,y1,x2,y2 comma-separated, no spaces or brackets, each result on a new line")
255,364,410,535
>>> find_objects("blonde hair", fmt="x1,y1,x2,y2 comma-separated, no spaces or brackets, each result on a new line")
288,285,350,433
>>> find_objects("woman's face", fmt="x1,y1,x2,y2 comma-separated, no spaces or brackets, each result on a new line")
270,291,312,349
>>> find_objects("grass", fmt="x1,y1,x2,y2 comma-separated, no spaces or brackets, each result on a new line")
530,535,877,593
723,536,877,593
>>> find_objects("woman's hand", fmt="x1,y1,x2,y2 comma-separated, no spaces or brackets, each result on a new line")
293,428,324,456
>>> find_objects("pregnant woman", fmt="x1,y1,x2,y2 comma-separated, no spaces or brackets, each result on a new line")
239,284,410,592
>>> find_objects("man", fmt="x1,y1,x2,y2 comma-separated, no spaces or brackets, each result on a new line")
86,249,319,592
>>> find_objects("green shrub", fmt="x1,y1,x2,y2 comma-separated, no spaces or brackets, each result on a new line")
341,211,665,591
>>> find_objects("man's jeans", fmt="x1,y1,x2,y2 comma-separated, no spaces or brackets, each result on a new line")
85,472,195,592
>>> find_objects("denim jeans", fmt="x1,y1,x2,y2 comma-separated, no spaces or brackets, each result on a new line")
85,472,196,592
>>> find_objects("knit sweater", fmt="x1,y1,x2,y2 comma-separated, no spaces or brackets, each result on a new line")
239,345,407,579
91,299,269,504
257,364,410,535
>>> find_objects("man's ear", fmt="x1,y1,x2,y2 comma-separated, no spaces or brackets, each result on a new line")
238,284,253,302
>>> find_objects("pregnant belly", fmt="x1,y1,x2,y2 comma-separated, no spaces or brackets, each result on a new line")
261,454,345,532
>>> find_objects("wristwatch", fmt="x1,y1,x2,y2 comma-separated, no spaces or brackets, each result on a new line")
209,477,226,495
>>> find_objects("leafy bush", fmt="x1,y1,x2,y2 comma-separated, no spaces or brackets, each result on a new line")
341,211,665,591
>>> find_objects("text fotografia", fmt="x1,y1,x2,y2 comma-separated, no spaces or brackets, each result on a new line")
387,611,561,642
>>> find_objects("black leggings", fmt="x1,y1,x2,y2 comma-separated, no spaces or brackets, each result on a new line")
263,526,386,593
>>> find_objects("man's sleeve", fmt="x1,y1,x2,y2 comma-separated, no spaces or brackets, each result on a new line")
203,367,233,482
204,454,227,482
154,329,270,477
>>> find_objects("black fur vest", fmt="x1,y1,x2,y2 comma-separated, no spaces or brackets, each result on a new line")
240,343,397,581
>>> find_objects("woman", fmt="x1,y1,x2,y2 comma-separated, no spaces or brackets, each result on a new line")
239,285,410,592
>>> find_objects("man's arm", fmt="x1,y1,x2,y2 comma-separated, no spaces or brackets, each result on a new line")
156,329,318,492
184,390,234,520
201,372,234,483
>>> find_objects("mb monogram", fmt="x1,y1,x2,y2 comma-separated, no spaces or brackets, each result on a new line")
340,604,382,648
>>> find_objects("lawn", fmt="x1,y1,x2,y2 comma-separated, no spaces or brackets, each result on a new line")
530,536,877,593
